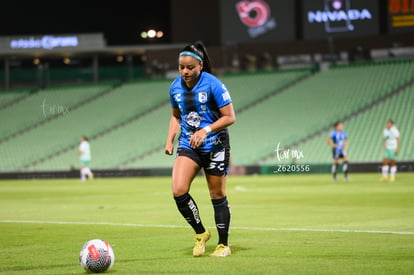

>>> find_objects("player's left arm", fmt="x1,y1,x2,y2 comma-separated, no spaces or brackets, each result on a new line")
395,137,400,155
343,139,349,154
209,103,236,132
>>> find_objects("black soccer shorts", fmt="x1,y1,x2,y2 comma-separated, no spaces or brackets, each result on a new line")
176,147,230,176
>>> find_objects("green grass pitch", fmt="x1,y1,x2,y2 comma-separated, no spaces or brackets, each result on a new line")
1,173,413,274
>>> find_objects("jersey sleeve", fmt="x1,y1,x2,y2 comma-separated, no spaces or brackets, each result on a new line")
169,87,179,108
211,79,232,108
393,128,400,138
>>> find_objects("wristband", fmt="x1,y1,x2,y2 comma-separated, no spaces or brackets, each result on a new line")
203,126,212,134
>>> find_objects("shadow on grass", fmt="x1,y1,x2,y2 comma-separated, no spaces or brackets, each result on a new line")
180,243,251,256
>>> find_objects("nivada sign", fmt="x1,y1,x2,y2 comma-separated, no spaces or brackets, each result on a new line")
220,0,295,43
10,36,79,50
303,0,379,40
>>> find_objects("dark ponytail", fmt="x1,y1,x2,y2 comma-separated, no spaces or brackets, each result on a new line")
180,41,213,73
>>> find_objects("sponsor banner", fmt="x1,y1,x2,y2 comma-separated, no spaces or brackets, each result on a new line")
388,0,414,33
0,33,105,54
220,0,295,44
303,0,379,40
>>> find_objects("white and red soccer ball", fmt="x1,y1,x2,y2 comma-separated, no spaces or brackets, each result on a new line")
79,239,115,273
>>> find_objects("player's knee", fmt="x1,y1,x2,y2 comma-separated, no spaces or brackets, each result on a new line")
172,184,190,197
209,189,226,200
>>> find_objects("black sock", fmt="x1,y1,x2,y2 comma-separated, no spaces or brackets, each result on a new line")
343,161,349,178
174,193,205,234
212,197,231,246
332,163,338,179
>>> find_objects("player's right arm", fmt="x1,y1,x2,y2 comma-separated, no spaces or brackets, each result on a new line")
326,135,336,148
164,108,180,155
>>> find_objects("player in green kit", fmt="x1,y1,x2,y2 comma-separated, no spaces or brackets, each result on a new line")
381,119,400,182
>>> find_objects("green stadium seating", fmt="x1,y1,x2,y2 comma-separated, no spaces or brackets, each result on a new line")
0,80,170,171
275,83,414,164
1,61,413,172
231,60,414,165
0,88,30,108
0,83,114,141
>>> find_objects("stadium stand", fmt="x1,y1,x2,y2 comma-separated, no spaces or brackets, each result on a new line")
26,69,311,170
0,60,413,172
126,69,313,169
0,83,115,142
231,60,414,165
261,81,414,164
0,88,31,110
0,80,170,171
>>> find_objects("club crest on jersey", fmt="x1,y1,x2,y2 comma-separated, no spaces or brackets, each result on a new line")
185,111,203,128
198,92,208,103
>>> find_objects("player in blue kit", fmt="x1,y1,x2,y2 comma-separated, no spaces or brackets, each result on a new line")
326,121,349,181
164,41,236,257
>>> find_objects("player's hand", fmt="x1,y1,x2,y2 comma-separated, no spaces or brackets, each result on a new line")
190,129,208,148
164,143,174,155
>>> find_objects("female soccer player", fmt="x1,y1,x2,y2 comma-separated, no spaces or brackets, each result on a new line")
164,41,236,257
381,119,400,182
326,121,349,181
78,136,94,181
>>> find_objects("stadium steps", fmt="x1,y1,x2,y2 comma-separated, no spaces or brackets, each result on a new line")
259,74,414,165
0,82,119,144
0,88,32,111
290,81,414,164
228,60,414,165
20,80,171,171
120,69,315,168
26,100,170,170
31,69,313,170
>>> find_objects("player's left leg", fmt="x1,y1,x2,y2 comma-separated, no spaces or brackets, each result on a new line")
205,173,231,257
203,148,231,257
389,159,397,182
85,166,94,180
342,157,349,181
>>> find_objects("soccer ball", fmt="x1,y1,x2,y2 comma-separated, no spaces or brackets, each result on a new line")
79,239,115,273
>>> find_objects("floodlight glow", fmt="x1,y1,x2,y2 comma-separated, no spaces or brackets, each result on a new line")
147,29,156,38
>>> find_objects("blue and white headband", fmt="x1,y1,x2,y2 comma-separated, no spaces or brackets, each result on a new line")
179,51,203,62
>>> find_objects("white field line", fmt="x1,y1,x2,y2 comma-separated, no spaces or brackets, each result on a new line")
1,220,413,235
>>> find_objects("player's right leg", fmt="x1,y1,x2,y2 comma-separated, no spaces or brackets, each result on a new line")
80,166,87,181
389,159,397,182
381,158,390,181
172,151,210,257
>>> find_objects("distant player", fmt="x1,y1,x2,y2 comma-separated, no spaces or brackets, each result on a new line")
381,119,400,182
78,136,94,181
164,41,236,257
326,121,349,181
